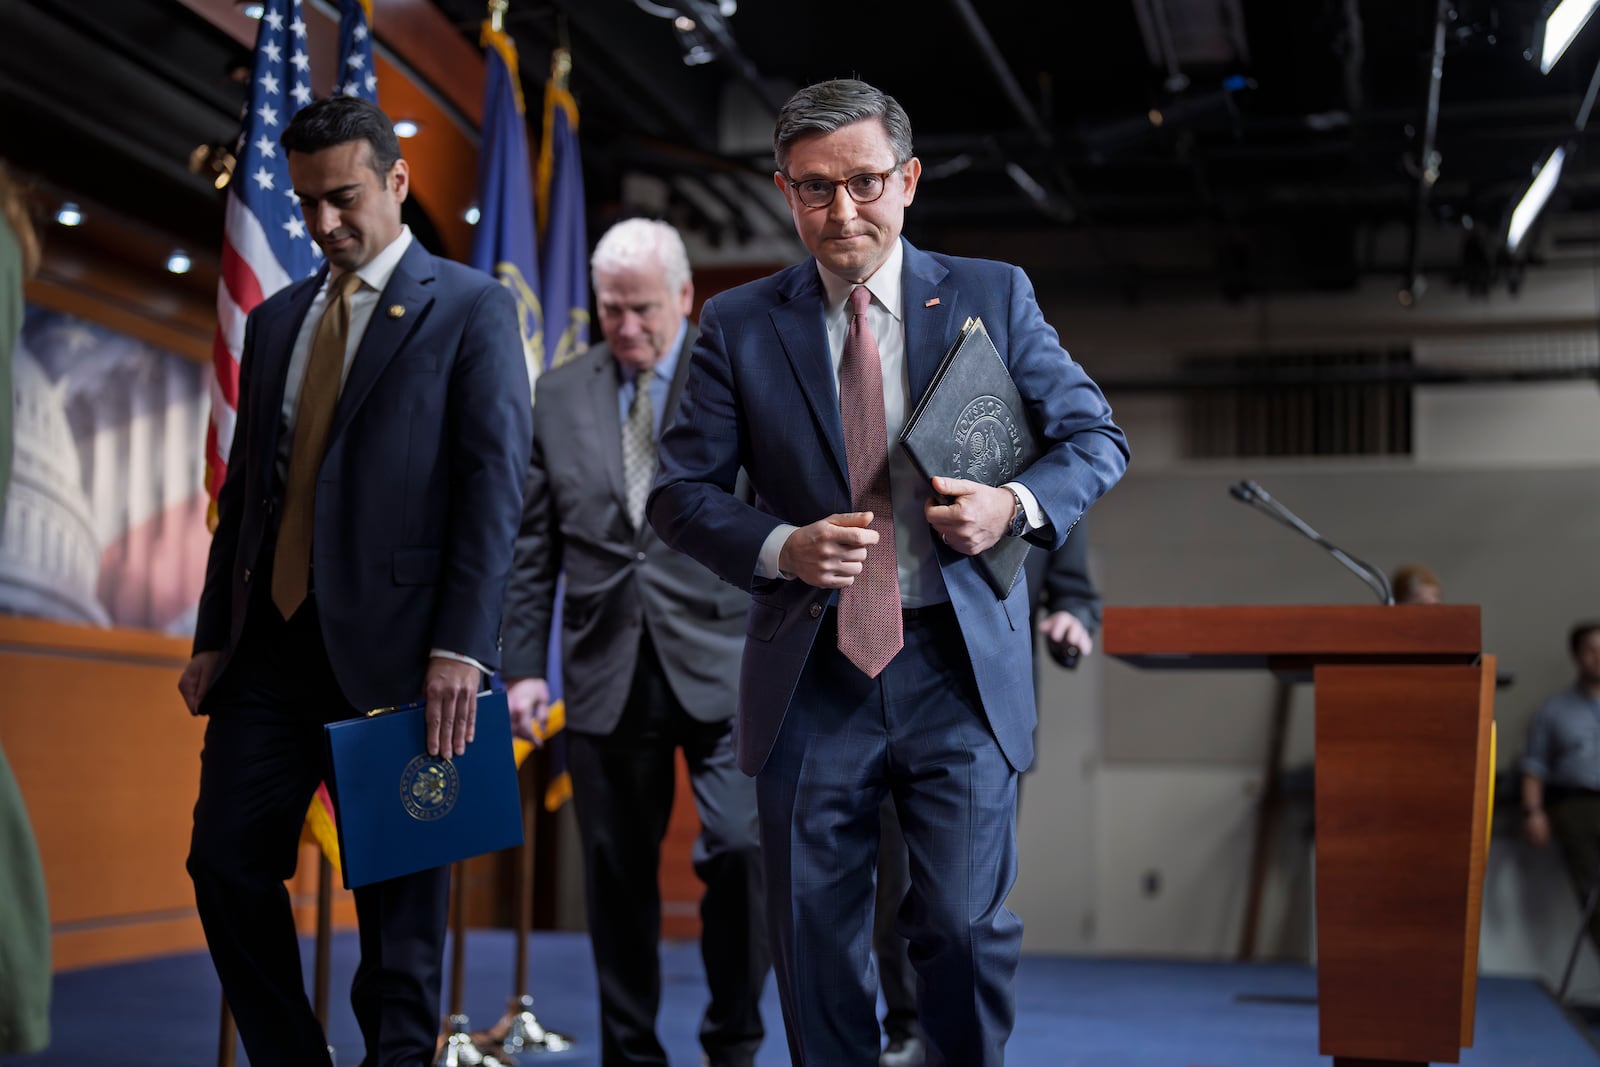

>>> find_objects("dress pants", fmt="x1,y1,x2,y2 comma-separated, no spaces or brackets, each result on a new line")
187,586,450,1067
566,628,769,1067
873,797,920,1047
758,604,1022,1067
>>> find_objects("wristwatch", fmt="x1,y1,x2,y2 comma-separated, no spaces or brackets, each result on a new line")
1004,487,1027,538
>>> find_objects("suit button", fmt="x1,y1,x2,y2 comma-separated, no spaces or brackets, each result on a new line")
809,603,822,618
636,551,646,561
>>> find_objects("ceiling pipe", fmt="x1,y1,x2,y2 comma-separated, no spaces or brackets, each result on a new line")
1400,0,1450,307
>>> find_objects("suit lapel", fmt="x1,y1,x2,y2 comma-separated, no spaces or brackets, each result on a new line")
328,241,434,446
901,242,956,409
584,347,627,518
771,266,849,488
253,272,323,491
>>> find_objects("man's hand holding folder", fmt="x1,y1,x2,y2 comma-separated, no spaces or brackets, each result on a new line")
423,656,480,757
924,475,1017,557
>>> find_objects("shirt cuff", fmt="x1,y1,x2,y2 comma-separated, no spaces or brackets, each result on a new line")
757,523,800,580
429,648,490,676
1002,481,1045,533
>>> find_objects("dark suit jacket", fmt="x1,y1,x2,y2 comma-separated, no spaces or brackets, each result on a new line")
1024,524,1101,635
650,240,1129,775
501,328,748,734
194,240,533,712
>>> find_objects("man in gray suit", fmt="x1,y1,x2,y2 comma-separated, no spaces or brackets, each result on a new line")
501,218,769,1067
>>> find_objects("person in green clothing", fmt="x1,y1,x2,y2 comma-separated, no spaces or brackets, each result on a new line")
0,161,51,1056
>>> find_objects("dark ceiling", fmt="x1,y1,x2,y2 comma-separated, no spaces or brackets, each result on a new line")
6,0,1600,305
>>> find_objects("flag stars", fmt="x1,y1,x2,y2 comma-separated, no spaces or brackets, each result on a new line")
291,49,309,72
346,52,365,71
283,217,306,240
364,72,376,93
263,9,284,31
353,23,368,42
291,16,306,38
257,103,279,127
292,82,312,106
259,71,279,95
253,166,275,191
261,41,281,64
254,135,276,158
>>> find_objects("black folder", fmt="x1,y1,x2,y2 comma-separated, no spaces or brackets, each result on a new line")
899,317,1040,598
324,689,523,889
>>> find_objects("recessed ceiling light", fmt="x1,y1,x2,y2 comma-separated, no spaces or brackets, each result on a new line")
463,205,481,225
55,202,83,227
392,120,421,139
239,2,265,19
166,250,192,275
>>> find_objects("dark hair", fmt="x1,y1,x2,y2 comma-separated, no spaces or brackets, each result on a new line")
773,79,913,173
1570,621,1600,657
1390,563,1440,603
280,95,401,178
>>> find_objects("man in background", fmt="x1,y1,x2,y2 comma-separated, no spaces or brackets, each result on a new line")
502,218,769,1067
178,96,531,1067
875,532,1102,1066
1523,621,1600,955
1391,563,1442,604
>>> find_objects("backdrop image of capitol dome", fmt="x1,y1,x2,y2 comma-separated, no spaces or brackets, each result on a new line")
0,306,211,634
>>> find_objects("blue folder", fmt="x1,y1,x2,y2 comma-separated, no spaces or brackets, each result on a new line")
324,689,524,889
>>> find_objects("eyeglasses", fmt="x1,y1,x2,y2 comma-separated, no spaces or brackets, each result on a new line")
783,165,904,208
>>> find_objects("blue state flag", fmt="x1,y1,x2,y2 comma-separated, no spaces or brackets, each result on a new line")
537,54,589,373
471,19,543,399
334,0,377,101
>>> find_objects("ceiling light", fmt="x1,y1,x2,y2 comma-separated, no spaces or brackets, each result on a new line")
1540,0,1600,73
1507,146,1566,253
166,250,193,274
238,2,265,18
392,120,421,139
55,202,83,227
463,205,481,225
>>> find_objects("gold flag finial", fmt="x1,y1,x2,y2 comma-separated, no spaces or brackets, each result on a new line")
488,0,507,33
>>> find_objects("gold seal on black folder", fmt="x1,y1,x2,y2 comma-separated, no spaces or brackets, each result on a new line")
899,317,1040,598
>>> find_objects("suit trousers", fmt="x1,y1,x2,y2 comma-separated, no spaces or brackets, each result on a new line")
187,586,450,1067
566,628,769,1067
758,603,1022,1067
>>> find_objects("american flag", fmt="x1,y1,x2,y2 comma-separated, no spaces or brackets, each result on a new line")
205,0,319,528
335,0,377,101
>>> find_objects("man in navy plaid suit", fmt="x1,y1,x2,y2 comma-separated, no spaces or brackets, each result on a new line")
649,79,1127,1066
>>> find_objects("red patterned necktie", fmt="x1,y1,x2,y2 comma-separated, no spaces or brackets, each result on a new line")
837,284,903,677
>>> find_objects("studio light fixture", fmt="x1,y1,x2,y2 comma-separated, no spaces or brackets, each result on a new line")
463,205,481,225
55,202,83,227
1507,145,1566,253
1539,0,1600,73
238,1,265,19
392,119,421,139
166,249,193,275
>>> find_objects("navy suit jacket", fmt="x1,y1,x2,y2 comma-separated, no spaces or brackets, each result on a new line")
649,240,1128,775
194,240,533,712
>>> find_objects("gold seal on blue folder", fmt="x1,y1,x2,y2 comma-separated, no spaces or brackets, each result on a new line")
324,689,522,888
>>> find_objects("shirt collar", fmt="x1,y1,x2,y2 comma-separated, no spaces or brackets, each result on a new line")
330,225,413,294
816,238,904,322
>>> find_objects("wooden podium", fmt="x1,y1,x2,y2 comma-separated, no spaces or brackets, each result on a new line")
1103,605,1495,1067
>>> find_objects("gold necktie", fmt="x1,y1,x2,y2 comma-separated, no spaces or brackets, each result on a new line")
272,271,362,618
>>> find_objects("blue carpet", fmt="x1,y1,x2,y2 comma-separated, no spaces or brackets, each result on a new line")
8,930,1598,1066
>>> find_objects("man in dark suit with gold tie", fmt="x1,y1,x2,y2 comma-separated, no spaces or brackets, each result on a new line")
178,96,531,1067
501,218,769,1067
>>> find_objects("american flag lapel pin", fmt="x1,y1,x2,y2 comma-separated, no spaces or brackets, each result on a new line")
924,297,941,307
387,304,406,319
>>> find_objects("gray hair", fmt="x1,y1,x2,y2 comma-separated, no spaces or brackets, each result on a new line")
773,79,914,173
590,217,691,292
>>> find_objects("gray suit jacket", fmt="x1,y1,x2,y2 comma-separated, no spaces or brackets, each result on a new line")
501,327,748,734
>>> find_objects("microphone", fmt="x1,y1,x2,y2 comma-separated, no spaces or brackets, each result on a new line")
1228,480,1394,605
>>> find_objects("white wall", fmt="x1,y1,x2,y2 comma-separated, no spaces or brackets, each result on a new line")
1008,268,1600,988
